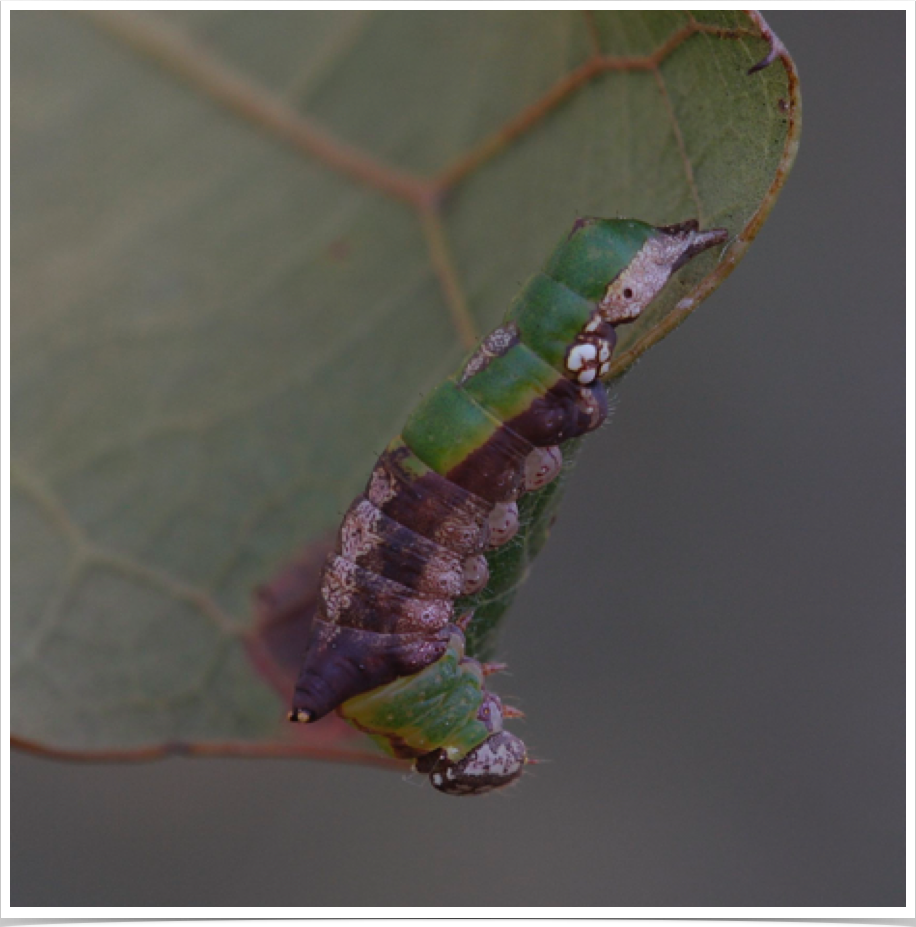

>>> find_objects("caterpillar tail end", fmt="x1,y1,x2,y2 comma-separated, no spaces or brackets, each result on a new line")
288,708,313,724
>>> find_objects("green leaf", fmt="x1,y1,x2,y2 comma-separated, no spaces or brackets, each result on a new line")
11,11,800,762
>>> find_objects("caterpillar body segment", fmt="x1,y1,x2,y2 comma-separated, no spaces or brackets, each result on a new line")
291,217,728,795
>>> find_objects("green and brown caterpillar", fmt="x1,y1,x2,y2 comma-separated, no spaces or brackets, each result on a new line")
290,217,727,795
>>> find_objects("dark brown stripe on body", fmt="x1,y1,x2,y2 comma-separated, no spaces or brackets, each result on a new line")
503,379,608,446
321,554,454,634
368,449,491,556
337,496,465,598
444,422,534,502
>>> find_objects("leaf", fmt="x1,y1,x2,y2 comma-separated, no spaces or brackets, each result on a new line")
11,11,800,763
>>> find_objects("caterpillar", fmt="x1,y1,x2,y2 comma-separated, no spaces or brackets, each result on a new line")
290,217,727,795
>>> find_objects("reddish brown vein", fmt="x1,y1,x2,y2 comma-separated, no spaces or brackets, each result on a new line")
82,11,480,346
11,733,402,769
433,18,759,192
652,66,704,223
83,11,433,207
582,11,603,58
419,206,479,348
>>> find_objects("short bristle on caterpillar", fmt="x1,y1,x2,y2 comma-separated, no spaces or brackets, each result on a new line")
290,217,727,795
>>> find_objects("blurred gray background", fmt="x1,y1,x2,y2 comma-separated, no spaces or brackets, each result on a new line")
12,11,905,907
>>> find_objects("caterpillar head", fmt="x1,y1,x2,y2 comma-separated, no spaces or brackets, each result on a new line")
423,731,528,796
545,217,729,326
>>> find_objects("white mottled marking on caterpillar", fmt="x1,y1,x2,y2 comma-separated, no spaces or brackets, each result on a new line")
566,342,596,372
339,500,382,559
367,467,396,506
320,560,355,619
599,233,698,324
458,323,520,384
567,337,614,384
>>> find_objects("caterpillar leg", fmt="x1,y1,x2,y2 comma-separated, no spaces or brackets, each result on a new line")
488,502,520,547
453,611,475,632
524,445,563,491
574,384,608,435
461,554,490,595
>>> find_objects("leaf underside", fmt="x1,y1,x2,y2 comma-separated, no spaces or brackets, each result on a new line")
11,10,800,764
